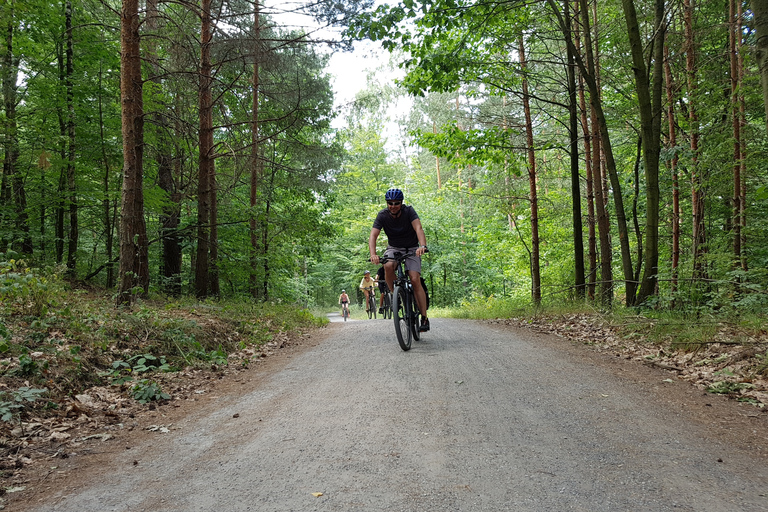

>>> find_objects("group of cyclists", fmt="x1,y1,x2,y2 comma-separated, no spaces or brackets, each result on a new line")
337,187,430,333
338,267,388,318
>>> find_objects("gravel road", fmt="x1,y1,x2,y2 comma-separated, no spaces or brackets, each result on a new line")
20,318,768,511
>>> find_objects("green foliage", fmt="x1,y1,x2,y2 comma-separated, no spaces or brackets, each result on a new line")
0,387,48,422
706,380,754,395
130,380,170,404
0,258,61,317
15,353,41,377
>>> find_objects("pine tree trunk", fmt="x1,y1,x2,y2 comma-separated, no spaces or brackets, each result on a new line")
116,0,148,305
250,0,263,299
519,37,541,306
564,0,586,299
195,0,213,298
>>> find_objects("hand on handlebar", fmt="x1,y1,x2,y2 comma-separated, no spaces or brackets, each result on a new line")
370,254,380,265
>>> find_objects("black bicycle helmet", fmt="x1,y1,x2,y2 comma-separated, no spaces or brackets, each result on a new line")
385,188,404,201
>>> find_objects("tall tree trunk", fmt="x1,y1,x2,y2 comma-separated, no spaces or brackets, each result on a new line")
552,0,617,305
738,0,747,271
519,37,541,306
65,0,78,273
195,0,213,298
1,0,32,255
564,0,586,299
116,0,148,306
250,0,263,299
147,0,182,296
623,0,665,305
685,0,707,282
574,0,597,300
730,0,744,270
98,60,116,288
730,0,740,266
664,45,680,297
752,0,768,138
54,36,65,264
209,168,219,296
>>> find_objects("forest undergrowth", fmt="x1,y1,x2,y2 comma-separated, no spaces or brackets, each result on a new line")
0,264,326,495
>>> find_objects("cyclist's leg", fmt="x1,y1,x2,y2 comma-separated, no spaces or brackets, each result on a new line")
382,246,403,293
383,262,396,293
409,270,427,317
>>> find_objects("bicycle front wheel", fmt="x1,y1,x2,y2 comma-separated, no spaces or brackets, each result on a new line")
393,286,411,351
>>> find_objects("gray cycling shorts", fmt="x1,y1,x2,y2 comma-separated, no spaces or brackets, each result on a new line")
383,246,421,274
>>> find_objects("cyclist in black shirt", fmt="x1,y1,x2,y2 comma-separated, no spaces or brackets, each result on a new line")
369,188,430,332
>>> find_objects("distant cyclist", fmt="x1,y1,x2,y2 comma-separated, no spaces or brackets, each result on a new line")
359,270,375,312
368,188,430,332
338,289,350,316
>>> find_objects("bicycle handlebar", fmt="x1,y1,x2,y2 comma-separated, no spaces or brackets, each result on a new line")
375,248,428,265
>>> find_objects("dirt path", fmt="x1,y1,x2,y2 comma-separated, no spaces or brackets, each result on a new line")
11,318,768,511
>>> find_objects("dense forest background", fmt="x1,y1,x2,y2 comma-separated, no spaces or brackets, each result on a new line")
1,0,767,316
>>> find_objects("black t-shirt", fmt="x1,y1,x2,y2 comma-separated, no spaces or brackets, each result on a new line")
373,204,420,248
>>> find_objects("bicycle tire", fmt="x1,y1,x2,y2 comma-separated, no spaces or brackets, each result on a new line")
368,294,376,319
384,293,392,319
393,286,411,351
343,308,348,321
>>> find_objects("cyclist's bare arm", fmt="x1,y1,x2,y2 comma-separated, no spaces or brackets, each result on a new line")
412,219,427,256
369,228,382,265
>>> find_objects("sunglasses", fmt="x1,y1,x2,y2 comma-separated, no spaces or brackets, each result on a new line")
387,201,402,206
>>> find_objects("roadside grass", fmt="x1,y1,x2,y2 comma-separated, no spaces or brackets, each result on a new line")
0,265,328,423
432,295,767,353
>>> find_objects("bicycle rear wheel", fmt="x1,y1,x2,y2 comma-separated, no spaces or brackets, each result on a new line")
393,286,411,351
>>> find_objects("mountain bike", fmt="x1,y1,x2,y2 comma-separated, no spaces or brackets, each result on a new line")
380,290,392,319
341,303,349,321
379,251,422,351
366,290,377,319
